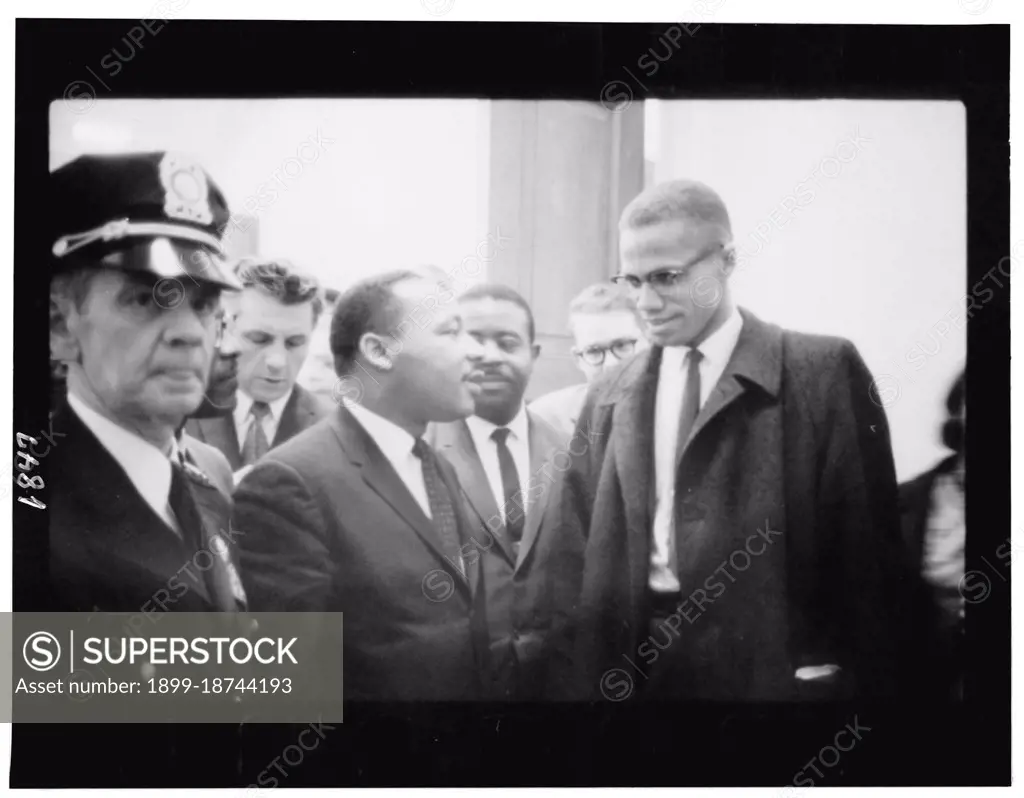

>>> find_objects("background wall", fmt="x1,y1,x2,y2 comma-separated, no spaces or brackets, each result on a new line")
50,98,492,399
50,98,965,480
647,100,966,480
50,99,491,292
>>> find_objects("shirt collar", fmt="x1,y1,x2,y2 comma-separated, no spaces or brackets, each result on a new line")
67,391,175,511
234,386,294,428
661,306,744,369
346,402,420,463
465,403,530,447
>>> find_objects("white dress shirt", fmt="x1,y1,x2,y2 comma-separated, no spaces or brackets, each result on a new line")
346,403,433,520
233,387,294,451
67,391,183,535
464,405,532,520
650,307,744,592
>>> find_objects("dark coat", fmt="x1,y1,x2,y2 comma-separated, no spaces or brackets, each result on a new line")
49,403,247,614
185,383,329,470
427,411,568,699
556,308,907,701
232,407,489,701
11,403,247,789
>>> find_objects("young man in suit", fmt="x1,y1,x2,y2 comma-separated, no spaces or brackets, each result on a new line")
530,282,647,441
233,268,491,701
427,283,571,700
555,179,907,702
186,257,329,482
16,152,248,788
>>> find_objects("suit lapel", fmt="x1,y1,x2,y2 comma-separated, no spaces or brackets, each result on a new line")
58,407,214,606
677,308,784,468
329,409,472,594
273,387,310,447
432,421,516,565
196,415,242,470
610,349,662,603
514,412,562,571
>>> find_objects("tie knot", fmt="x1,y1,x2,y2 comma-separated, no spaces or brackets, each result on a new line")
250,401,272,419
685,348,703,369
491,427,512,446
411,437,430,461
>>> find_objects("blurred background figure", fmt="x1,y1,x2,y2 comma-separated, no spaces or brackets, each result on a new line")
186,257,329,482
529,282,647,439
899,368,965,701
190,304,241,417
298,285,342,403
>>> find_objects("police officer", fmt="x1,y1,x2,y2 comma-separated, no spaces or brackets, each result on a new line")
13,152,247,788
46,151,247,613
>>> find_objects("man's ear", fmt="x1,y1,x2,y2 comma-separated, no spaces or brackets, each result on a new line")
719,242,738,278
531,343,542,361
359,333,394,372
50,292,81,364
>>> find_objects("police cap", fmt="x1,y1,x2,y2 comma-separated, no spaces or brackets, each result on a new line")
50,151,238,290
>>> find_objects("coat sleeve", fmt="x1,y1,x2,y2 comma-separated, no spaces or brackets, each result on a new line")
539,383,609,699
231,458,334,611
818,340,908,697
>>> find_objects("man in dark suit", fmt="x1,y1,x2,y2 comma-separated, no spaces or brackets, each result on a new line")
427,283,569,700
186,257,329,483
556,179,906,702
233,268,491,701
13,153,248,787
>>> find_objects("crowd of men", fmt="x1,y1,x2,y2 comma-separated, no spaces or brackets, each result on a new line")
23,149,966,781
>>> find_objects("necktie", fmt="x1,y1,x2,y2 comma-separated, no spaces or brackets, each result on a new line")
168,459,203,552
241,401,272,466
411,438,466,576
676,348,704,457
491,427,525,552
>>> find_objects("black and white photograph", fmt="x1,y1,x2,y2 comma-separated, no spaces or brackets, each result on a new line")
6,1,1013,791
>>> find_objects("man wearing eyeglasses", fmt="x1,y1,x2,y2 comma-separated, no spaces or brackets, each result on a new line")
555,179,906,702
530,282,647,441
185,257,329,484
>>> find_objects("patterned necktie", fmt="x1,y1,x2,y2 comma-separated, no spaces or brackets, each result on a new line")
241,400,272,466
491,427,525,552
676,348,704,456
411,438,466,576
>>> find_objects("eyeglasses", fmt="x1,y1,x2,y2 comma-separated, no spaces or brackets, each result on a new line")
573,338,638,366
611,244,724,293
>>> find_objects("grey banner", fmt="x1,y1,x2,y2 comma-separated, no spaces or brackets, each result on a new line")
7,612,343,723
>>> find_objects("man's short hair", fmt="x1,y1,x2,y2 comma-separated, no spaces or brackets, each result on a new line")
568,282,638,318
234,257,324,323
329,269,422,376
619,179,733,243
50,268,99,312
458,282,535,342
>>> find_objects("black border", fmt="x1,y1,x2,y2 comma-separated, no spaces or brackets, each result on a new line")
14,19,1009,787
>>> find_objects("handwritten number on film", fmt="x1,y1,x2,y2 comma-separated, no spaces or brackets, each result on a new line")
16,433,45,510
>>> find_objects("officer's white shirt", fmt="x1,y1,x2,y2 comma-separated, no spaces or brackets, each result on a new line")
464,404,532,520
346,403,433,520
650,307,743,593
233,387,294,451
67,391,184,535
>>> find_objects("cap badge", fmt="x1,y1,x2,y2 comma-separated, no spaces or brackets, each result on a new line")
159,152,214,226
